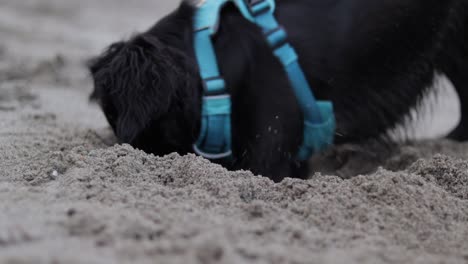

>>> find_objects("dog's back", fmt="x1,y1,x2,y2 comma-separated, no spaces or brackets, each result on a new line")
273,0,468,142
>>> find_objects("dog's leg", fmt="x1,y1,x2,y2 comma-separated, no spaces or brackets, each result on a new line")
227,48,307,182
231,110,308,182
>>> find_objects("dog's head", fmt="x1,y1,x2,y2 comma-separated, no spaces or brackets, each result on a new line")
89,6,202,155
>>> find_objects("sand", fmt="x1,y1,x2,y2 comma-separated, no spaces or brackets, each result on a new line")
1,1,468,263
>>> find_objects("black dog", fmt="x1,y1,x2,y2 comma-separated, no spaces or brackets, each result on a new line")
89,0,468,182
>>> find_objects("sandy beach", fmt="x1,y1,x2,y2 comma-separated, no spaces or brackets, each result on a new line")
1,1,468,263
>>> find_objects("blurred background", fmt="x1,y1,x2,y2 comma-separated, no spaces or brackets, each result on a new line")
0,0,177,59
0,0,460,140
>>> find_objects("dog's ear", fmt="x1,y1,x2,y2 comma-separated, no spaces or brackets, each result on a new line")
89,41,126,101
89,34,199,143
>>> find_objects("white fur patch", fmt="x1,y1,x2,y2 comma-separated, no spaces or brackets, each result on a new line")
391,73,459,140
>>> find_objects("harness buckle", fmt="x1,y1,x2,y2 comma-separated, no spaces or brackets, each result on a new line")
202,76,227,95
244,0,273,16
265,26,288,50
297,101,336,161
194,95,232,159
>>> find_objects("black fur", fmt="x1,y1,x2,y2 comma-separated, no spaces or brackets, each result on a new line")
89,0,468,182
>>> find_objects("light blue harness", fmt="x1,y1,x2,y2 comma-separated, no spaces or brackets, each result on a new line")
192,0,336,161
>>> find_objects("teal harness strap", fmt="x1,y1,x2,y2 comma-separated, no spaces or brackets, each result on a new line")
192,0,233,159
244,0,336,160
193,0,336,161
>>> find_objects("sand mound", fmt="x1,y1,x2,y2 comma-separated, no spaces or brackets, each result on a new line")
2,0,468,263
3,141,468,263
